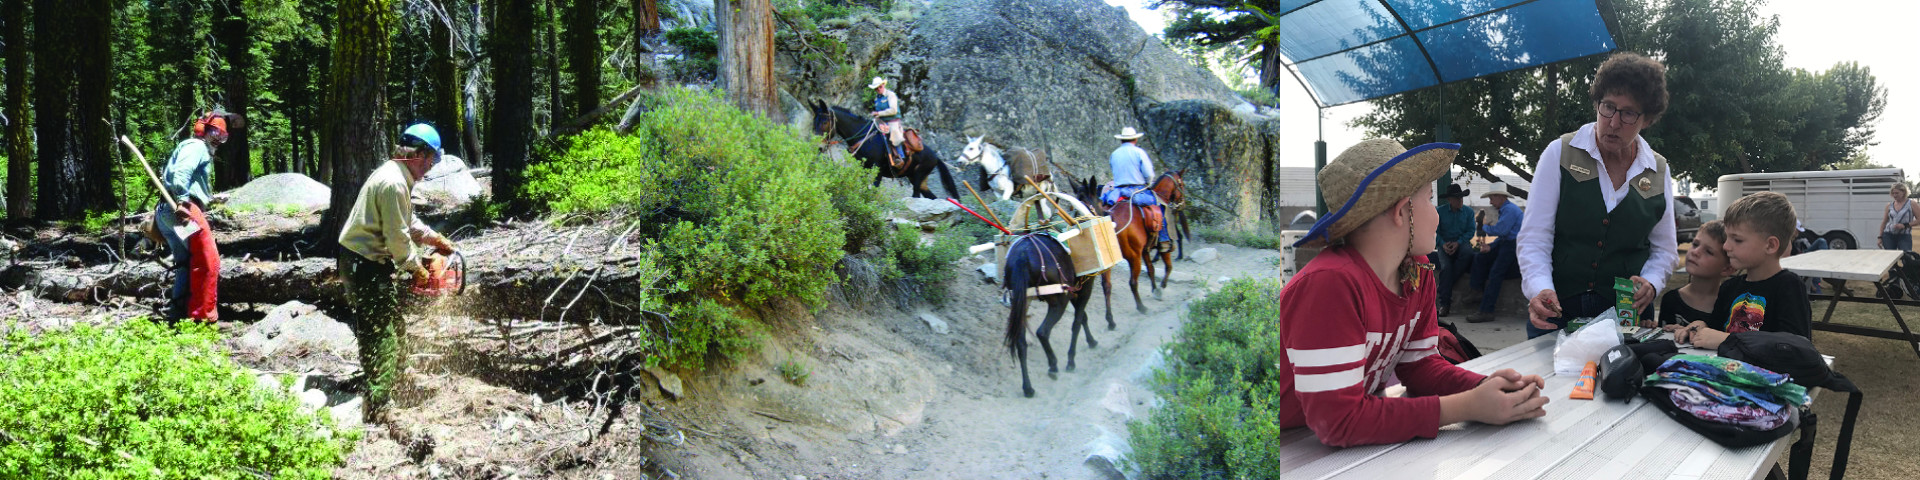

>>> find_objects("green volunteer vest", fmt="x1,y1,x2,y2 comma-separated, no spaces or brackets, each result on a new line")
1550,132,1669,294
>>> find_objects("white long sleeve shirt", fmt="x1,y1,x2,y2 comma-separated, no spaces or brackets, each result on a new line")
1516,123,1679,301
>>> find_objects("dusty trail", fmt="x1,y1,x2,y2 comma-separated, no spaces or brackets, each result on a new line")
660,242,1283,479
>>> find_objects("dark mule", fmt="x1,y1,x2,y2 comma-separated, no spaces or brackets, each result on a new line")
1074,171,1188,313
808,99,959,199
1002,233,1098,398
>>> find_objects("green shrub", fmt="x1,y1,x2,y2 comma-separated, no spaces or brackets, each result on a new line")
1195,223,1285,250
1127,278,1288,479
528,88,884,368
778,356,810,386
877,223,970,304
662,28,717,81
0,320,357,478
531,88,878,307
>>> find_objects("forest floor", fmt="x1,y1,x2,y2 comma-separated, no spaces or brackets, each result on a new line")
327,232,1283,479
20,200,1913,479
0,189,1284,479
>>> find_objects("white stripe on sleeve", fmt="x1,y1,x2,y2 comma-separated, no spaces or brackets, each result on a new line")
1403,336,1438,351
1398,349,1438,364
1287,345,1366,368
1295,368,1364,393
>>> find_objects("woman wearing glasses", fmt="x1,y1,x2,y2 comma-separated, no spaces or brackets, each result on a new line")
1515,52,1681,339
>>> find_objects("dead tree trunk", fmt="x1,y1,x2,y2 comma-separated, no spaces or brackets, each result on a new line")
0,252,663,323
717,0,780,122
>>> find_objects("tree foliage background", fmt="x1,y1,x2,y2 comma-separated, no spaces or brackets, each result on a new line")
0,0,706,222
1156,0,1888,185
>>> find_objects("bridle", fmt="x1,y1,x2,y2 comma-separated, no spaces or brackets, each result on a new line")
963,144,1008,181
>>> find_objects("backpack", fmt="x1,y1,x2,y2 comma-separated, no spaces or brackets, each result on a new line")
1435,320,1482,364
1719,332,1863,480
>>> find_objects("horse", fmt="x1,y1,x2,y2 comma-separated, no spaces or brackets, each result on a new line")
808,99,959,199
1001,233,1099,398
955,136,1057,204
1073,171,1188,313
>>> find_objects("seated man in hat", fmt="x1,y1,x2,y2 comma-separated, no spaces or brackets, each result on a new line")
869,77,907,167
1279,139,1547,448
1432,183,1475,317
1103,127,1171,246
1467,182,1525,323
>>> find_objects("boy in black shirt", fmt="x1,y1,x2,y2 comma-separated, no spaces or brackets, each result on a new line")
1668,192,1813,348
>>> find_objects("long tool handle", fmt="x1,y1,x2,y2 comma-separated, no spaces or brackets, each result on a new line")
962,180,1007,229
121,136,183,213
1026,177,1078,228
949,199,1011,235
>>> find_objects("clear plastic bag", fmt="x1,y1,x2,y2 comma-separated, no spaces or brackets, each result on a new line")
1554,309,1625,375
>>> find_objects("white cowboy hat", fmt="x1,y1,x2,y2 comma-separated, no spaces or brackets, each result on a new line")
1481,182,1513,199
868,77,887,89
1114,127,1145,140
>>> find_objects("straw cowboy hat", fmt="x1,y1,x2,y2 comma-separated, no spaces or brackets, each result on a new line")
868,77,887,89
1440,183,1470,199
1114,127,1145,140
1293,139,1461,248
1481,182,1514,199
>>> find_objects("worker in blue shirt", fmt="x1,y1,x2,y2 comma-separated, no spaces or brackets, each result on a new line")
1432,183,1476,317
1468,182,1525,323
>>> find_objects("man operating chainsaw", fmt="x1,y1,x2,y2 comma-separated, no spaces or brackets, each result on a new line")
337,123,457,422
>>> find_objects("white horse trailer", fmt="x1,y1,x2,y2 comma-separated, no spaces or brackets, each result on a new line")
1716,168,1905,250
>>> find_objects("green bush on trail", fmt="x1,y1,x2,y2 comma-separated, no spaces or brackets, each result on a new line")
875,222,971,305
0,320,358,478
1126,278,1288,479
528,88,886,368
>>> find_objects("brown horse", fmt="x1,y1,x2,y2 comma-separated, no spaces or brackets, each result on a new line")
1075,171,1187,313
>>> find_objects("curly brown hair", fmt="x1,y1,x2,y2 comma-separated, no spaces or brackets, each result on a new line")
1589,52,1669,123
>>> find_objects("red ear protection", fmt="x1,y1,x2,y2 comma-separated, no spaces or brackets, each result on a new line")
193,114,227,137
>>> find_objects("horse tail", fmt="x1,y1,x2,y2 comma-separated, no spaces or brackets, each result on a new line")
933,154,961,199
1004,245,1030,360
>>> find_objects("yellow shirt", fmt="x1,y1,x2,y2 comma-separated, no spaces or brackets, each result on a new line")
338,161,436,275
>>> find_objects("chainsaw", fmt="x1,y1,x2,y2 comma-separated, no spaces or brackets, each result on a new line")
409,250,466,297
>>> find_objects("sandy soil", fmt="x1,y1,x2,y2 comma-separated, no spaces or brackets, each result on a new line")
632,241,1282,479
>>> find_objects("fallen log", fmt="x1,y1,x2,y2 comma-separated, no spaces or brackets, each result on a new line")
0,251,665,323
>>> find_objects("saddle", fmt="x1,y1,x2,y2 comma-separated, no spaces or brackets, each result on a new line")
1121,201,1164,238
888,129,924,169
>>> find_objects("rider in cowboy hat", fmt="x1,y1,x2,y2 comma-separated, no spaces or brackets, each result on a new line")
1280,139,1547,447
870,77,906,167
1104,127,1171,246
1466,182,1524,323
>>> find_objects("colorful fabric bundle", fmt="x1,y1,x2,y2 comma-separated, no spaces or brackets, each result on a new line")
1645,355,1808,428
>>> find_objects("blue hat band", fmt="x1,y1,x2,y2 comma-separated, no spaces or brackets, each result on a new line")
1294,142,1460,247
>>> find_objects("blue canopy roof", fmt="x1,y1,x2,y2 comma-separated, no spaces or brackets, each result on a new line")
1280,0,1618,106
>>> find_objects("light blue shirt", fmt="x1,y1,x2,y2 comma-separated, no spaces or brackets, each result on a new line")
1482,201,1524,241
1108,143,1155,186
163,138,213,206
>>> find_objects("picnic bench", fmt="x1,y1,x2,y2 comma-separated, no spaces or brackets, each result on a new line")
1778,249,1920,361
1281,334,1817,480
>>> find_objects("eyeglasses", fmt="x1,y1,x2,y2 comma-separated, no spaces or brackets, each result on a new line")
1597,101,1643,125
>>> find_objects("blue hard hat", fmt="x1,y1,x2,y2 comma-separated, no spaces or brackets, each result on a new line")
402,123,443,157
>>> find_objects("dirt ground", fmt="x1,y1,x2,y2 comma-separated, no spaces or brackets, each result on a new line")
315,229,1280,479
636,241,1283,479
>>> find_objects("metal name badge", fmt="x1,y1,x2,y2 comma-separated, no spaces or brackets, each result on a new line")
1567,164,1592,176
